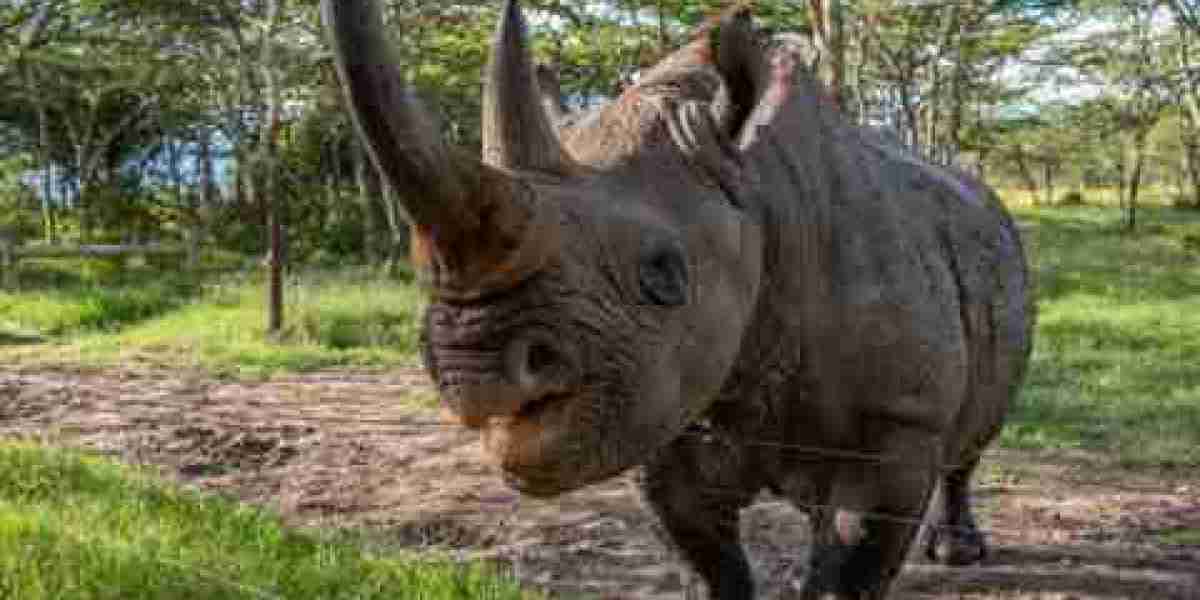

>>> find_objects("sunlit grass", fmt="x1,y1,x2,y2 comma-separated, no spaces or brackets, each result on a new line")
1003,204,1200,468
995,184,1186,208
0,442,529,600
0,264,425,377
0,263,200,336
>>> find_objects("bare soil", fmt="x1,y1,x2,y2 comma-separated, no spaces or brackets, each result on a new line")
1,367,1197,599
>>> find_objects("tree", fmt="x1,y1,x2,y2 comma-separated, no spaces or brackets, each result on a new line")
1167,0,1200,34
1167,1,1200,206
1067,1,1173,228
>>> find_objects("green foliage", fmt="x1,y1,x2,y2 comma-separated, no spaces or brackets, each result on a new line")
999,184,1181,208
0,265,425,377
2,0,1198,260
0,261,201,335
1057,190,1085,205
0,442,529,600
1002,205,1200,468
0,154,42,240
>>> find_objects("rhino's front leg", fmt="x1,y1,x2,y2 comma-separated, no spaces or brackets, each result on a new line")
924,456,988,565
800,428,940,599
640,429,762,600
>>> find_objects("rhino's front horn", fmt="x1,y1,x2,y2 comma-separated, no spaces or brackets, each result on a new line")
322,0,484,231
323,0,557,300
482,0,577,174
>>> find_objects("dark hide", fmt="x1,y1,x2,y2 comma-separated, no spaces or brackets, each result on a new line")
323,3,1035,598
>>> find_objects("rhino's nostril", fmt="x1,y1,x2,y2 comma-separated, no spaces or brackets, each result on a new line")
526,342,560,377
505,332,576,393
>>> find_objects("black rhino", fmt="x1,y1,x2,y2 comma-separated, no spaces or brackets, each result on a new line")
322,1,1034,598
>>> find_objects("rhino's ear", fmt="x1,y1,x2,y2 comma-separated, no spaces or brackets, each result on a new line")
666,98,741,200
708,7,770,141
660,6,767,194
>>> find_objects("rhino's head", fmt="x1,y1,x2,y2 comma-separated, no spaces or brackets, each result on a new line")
324,0,783,495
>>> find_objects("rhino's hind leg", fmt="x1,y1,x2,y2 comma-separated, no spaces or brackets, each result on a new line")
799,429,941,599
640,431,761,600
925,457,988,565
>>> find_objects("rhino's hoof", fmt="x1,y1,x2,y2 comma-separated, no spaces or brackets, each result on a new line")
925,530,987,566
807,541,886,596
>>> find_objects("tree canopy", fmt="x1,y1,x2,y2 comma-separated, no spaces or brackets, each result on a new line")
1,0,1196,258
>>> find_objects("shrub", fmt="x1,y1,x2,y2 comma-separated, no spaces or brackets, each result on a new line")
1058,191,1086,206
1181,232,1200,254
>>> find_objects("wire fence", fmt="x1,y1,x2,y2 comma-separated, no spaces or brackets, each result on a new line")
2,366,1198,599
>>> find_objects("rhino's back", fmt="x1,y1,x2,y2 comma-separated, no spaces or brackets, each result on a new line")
763,123,1033,445
839,132,1033,451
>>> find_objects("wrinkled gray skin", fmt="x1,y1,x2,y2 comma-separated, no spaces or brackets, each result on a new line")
322,2,1034,598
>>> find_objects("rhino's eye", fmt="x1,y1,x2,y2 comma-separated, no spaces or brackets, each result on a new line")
638,244,689,307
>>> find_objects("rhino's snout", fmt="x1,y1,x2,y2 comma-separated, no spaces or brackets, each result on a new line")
433,329,580,429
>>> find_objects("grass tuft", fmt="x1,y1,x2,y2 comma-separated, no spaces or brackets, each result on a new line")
0,442,529,600
1003,205,1200,468
0,266,424,377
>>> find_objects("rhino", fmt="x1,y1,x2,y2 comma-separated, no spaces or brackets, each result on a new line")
322,1,1034,598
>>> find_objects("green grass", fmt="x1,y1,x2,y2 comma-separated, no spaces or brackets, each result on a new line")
1154,528,1200,545
0,442,529,600
3,206,1200,467
0,261,200,336
996,184,1188,208
1002,205,1200,468
0,262,425,377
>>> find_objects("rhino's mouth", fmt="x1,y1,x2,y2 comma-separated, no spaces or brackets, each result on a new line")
424,299,585,431
428,346,580,428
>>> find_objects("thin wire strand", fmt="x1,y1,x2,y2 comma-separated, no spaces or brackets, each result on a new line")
0,392,1141,476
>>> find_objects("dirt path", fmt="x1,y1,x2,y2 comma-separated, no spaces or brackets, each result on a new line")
2,367,1197,599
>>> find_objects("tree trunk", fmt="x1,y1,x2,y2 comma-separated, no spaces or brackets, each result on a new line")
1116,154,1127,213
1180,29,1200,208
233,149,246,209
379,179,410,277
657,0,669,47
75,145,91,243
948,14,966,165
1126,128,1149,231
325,136,340,211
350,140,383,263
193,132,215,268
829,0,845,109
807,0,845,110
855,24,871,124
1012,149,1037,205
926,59,940,163
23,61,56,244
36,93,55,244
1185,138,1200,208
167,139,186,223
259,0,285,337
899,83,920,152
1042,161,1055,206
826,0,846,110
